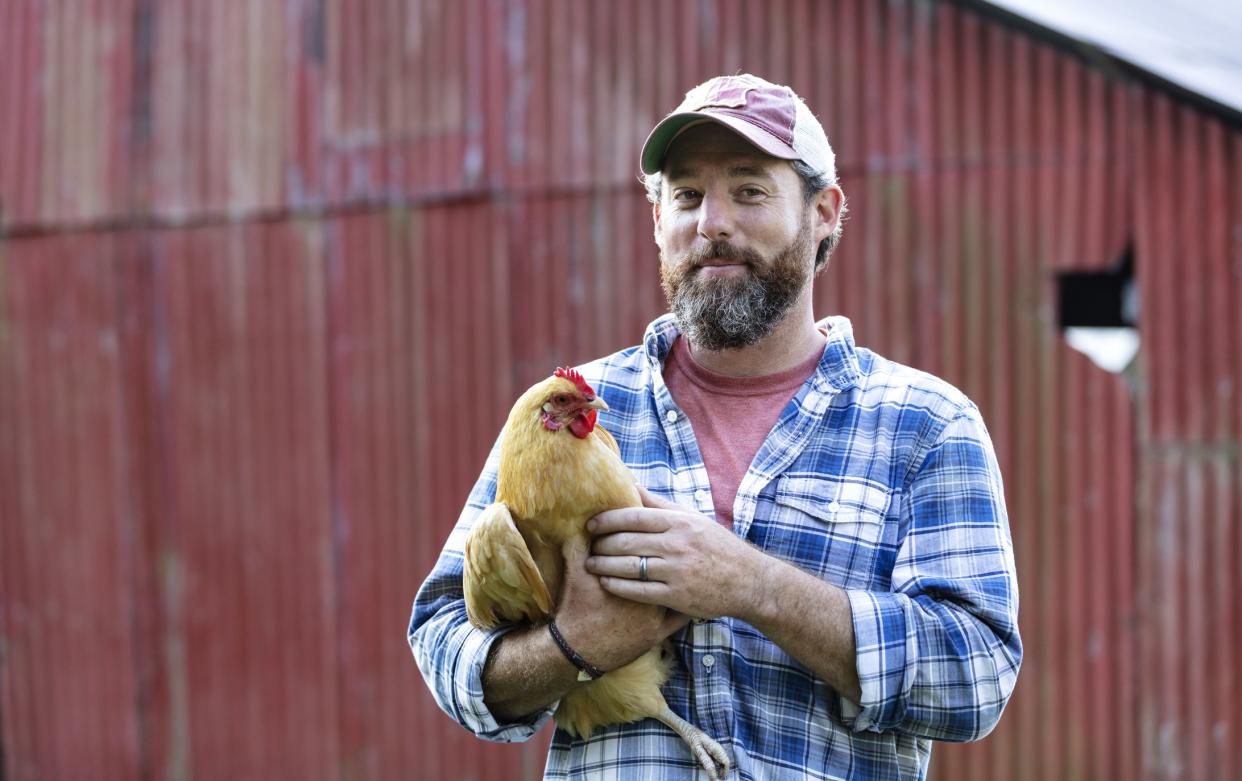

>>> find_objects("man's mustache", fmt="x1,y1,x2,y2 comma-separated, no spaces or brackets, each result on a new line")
683,241,764,268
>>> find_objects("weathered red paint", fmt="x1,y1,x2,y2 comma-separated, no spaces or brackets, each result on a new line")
1,1,1240,779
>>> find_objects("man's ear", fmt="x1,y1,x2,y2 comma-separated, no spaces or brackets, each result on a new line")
811,185,844,245
652,201,663,246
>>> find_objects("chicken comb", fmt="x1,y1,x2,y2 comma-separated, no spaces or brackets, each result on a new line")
554,366,595,397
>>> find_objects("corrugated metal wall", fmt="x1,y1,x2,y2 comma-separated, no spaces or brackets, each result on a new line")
1,1,1238,779
1133,92,1242,779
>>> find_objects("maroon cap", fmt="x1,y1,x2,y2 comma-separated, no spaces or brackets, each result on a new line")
639,74,834,178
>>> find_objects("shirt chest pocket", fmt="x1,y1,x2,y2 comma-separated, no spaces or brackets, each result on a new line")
760,474,893,589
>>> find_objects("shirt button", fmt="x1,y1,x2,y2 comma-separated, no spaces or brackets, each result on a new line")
827,500,841,513
695,489,709,503
702,654,715,669
666,409,678,423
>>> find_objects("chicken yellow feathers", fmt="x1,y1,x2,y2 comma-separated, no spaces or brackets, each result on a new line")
463,503,551,627
461,368,730,779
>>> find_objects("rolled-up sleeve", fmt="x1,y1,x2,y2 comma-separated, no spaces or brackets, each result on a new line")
406,437,556,742
842,403,1022,741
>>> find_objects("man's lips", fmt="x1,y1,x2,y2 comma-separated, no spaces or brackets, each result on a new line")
695,256,750,269
697,262,748,276
690,257,745,269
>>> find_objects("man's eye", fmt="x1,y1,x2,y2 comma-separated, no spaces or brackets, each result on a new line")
673,190,701,201
740,187,764,197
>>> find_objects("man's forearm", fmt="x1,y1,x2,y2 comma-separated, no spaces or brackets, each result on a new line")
739,552,862,704
481,623,582,722
482,537,684,722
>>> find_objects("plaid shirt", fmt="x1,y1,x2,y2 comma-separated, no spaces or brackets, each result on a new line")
409,315,1021,780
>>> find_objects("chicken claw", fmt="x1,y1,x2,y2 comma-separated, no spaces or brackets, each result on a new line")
655,707,731,780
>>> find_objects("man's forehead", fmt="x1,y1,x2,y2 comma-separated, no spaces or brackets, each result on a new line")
665,161,781,181
663,123,789,179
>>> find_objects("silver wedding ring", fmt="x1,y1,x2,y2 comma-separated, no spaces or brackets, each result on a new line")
638,555,650,582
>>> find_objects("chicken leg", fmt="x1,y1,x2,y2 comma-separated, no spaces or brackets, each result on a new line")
653,707,731,780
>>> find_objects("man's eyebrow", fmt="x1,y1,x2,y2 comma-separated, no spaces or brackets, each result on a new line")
726,165,776,180
665,164,777,181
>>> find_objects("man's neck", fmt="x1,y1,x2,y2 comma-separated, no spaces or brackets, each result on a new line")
684,301,825,378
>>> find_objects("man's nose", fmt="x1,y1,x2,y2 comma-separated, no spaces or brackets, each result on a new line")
696,194,735,241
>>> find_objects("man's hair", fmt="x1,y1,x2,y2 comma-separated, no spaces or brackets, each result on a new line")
643,161,847,272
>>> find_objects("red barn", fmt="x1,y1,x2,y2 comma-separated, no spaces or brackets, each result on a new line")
1,1,1238,778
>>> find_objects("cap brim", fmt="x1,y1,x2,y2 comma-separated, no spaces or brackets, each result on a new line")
639,111,799,174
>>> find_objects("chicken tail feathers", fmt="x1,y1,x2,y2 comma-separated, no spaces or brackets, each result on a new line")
463,502,553,628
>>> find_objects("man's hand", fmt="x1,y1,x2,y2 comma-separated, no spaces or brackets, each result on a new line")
554,535,689,672
586,485,862,703
585,486,767,622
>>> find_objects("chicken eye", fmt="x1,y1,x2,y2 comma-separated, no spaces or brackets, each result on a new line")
555,394,570,406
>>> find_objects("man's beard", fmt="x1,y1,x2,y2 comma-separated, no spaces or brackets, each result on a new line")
659,220,814,351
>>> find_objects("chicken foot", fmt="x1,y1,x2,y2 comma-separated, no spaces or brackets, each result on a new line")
654,707,731,780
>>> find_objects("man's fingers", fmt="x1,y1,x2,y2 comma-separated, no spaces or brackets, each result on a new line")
588,506,673,535
637,484,684,511
588,489,699,534
586,554,663,581
598,575,668,604
590,531,665,557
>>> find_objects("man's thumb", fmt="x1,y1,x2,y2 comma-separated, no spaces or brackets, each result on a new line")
637,484,681,510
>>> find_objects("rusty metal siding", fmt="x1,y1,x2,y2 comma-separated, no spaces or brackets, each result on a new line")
0,2,45,227
1,1,1240,779
131,224,335,779
325,207,559,779
0,236,144,778
1133,91,1242,779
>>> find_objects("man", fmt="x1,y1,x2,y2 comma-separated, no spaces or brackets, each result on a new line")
409,74,1021,779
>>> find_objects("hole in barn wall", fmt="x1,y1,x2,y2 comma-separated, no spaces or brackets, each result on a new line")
1058,245,1140,374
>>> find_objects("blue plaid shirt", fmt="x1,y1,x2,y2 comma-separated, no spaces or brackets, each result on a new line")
409,315,1021,780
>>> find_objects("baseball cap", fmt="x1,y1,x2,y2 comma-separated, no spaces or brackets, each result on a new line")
639,74,836,182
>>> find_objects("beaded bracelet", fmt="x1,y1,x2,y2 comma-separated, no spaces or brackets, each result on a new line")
547,618,604,681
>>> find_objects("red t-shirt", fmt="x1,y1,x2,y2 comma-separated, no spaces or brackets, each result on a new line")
663,334,824,528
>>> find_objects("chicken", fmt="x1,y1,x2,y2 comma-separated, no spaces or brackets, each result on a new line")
463,367,731,779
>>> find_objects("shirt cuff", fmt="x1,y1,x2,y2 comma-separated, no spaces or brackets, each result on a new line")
841,589,917,733
451,624,558,741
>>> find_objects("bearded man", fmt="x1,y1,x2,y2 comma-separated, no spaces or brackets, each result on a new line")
410,74,1022,780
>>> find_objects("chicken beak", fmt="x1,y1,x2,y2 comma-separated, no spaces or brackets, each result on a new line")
586,396,609,412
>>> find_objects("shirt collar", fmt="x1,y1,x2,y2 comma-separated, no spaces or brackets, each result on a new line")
642,313,861,392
